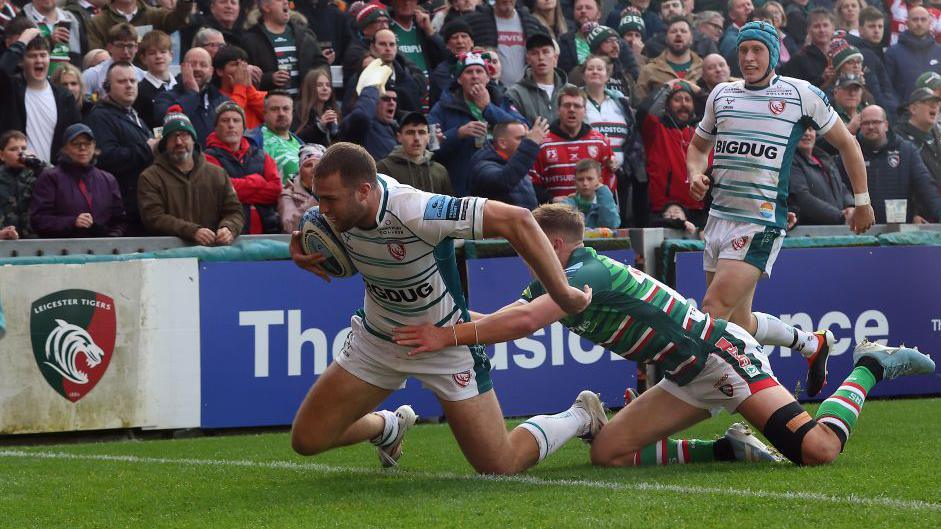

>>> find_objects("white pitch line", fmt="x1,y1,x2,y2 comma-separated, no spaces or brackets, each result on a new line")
1,449,939,512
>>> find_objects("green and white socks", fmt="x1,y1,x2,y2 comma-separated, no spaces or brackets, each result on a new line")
518,406,590,461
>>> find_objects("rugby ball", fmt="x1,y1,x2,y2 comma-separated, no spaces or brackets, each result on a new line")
298,207,358,277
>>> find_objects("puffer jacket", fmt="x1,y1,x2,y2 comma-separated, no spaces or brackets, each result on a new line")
204,132,282,234
885,31,941,105
839,131,941,222
468,139,539,209
376,146,453,195
429,85,527,196
789,147,853,225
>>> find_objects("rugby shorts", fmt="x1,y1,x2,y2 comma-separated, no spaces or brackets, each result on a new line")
658,323,780,416
334,314,493,401
702,216,786,277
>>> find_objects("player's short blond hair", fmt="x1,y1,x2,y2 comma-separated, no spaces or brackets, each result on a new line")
533,203,584,243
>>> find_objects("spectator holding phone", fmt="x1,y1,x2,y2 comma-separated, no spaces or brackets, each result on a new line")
21,0,81,73
0,130,44,239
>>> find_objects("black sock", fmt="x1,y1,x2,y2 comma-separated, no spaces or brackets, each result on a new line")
713,437,736,461
855,356,885,383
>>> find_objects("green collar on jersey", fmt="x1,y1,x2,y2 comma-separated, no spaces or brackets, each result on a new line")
744,73,780,92
375,176,390,225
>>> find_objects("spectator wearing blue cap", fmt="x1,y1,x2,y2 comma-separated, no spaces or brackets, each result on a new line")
29,123,127,238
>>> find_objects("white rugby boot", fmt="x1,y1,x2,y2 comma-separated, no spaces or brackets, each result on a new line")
378,405,418,468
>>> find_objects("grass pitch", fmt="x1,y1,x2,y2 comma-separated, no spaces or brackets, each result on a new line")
2,398,940,529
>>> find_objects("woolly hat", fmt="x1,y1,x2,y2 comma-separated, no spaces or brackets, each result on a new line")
586,25,618,52
214,100,246,125
618,14,645,35
356,2,389,30
916,71,941,90
454,50,489,76
442,18,473,42
828,38,863,71
736,20,780,75
299,143,327,165
159,105,197,151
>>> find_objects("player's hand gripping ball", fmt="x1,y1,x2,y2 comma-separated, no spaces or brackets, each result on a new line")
297,206,358,277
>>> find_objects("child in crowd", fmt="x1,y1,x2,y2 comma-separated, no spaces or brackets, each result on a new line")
0,130,44,239
135,30,177,129
563,159,621,229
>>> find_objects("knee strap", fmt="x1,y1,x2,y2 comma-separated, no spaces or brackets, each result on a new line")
762,401,817,465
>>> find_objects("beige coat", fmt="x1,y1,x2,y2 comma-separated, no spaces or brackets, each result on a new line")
635,51,704,102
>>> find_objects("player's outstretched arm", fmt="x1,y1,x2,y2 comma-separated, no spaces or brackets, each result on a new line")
394,296,567,355
822,119,875,234
481,200,591,314
686,134,714,202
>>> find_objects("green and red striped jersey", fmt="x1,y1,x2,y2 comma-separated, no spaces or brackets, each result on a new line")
519,246,729,385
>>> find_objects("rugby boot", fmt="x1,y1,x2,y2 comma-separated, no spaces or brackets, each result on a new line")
378,405,417,468
724,422,781,462
805,329,835,398
852,340,936,380
574,390,608,444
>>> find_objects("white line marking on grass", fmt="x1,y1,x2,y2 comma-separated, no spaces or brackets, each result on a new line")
2,449,939,512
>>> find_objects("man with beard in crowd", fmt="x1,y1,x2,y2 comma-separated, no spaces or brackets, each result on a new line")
636,16,703,102
139,106,243,243
640,80,704,224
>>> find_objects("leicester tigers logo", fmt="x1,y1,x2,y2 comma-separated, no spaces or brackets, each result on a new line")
768,100,786,115
30,289,116,402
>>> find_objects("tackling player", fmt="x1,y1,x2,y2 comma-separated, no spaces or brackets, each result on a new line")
686,21,877,397
288,143,599,475
394,204,935,468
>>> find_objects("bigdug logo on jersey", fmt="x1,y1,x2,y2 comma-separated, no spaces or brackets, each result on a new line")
714,140,779,159
366,281,435,303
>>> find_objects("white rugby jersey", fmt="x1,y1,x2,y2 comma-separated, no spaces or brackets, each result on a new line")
696,75,838,229
338,175,487,340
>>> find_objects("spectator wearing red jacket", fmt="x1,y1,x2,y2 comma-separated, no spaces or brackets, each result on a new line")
530,85,615,201
638,80,705,224
204,101,282,234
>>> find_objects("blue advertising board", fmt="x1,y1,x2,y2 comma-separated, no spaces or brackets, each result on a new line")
199,248,636,428
199,261,442,428
674,246,941,399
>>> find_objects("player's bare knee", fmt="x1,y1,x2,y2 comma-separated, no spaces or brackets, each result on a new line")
800,439,841,466
472,458,520,476
290,428,331,456
700,294,732,319
589,438,631,467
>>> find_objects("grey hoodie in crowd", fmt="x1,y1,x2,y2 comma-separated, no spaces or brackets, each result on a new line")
376,146,453,195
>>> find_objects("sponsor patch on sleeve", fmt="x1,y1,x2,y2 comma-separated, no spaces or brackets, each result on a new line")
423,195,470,221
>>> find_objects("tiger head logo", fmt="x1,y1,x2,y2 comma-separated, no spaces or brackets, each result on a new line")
44,319,106,385
31,290,116,402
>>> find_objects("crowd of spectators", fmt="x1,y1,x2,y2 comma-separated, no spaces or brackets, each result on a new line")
3,0,941,245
